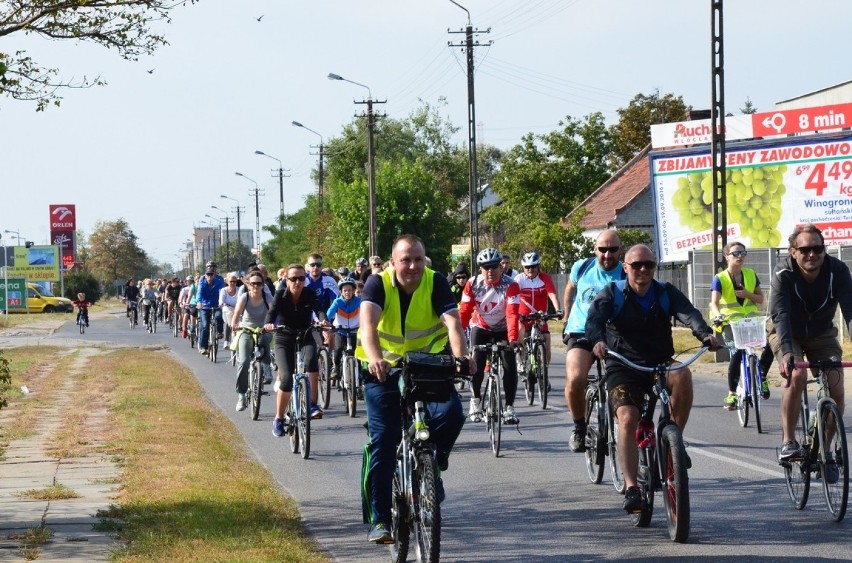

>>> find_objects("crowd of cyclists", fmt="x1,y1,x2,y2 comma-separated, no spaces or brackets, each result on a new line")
114,222,851,545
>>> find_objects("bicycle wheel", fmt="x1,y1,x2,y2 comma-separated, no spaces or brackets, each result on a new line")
750,355,762,434
79,319,85,334
535,343,548,410
190,322,197,348
608,405,626,494
819,402,848,521
318,347,331,410
521,346,534,406
489,366,502,457
783,394,811,510
345,356,358,418
152,310,157,334
389,461,410,563
298,376,311,459
631,454,655,528
412,451,441,563
660,424,690,543
584,385,604,484
209,323,217,363
172,312,179,337
288,397,299,454
736,360,749,427
250,362,262,421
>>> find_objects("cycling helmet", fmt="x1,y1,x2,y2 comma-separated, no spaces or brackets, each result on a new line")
337,266,350,277
205,261,217,269
185,275,194,281
476,247,502,267
521,252,541,267
356,257,368,267
338,278,356,290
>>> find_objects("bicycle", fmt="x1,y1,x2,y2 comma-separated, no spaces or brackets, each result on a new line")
186,306,198,349
278,326,318,460
584,357,625,494
336,328,361,418
518,311,562,409
170,302,180,338
780,357,850,522
317,339,333,411
200,306,221,362
472,342,514,457
128,301,138,329
605,347,708,543
713,314,769,433
76,310,87,334
142,299,157,334
389,353,469,563
240,326,272,421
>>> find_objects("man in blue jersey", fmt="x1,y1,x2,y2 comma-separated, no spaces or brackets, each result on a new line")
562,230,625,452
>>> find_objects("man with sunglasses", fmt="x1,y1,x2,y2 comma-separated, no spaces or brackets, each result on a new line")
562,230,627,452
586,244,720,513
447,262,470,304
196,261,226,355
770,224,852,463
515,251,562,366
305,253,340,415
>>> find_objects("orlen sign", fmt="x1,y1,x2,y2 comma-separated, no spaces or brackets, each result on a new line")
49,204,76,230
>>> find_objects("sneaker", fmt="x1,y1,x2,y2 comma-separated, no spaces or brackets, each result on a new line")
310,404,324,419
623,486,643,513
330,367,340,381
761,378,771,400
273,379,281,392
503,405,518,425
779,440,803,462
468,398,482,423
272,417,285,437
199,348,208,355
368,522,394,544
723,393,737,410
823,455,840,484
570,425,587,453
236,394,247,412
183,329,188,338
217,332,224,340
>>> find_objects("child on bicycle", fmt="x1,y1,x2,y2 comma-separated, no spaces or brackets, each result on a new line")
72,292,91,327
326,278,361,382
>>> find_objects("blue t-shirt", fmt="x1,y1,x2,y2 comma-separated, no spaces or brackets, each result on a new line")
564,259,625,334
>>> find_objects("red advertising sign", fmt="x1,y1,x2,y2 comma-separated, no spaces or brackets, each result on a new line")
50,230,76,265
49,204,76,230
751,103,852,138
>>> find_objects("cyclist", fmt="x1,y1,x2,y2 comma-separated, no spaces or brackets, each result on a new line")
369,255,384,275
140,279,159,328
500,253,518,279
356,234,473,544
232,270,273,411
770,224,852,462
709,242,771,410
179,275,196,338
219,272,240,347
460,247,522,425
264,264,329,428
305,253,340,407
586,244,720,513
124,278,140,323
72,292,91,327
196,262,226,355
354,257,371,283
326,278,361,382
447,262,470,305
562,230,626,452
514,251,562,365
164,277,182,326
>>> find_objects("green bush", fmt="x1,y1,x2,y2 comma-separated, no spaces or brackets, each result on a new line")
63,271,102,303
0,352,9,410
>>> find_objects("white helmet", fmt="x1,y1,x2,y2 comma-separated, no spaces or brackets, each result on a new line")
476,248,501,267
521,252,541,267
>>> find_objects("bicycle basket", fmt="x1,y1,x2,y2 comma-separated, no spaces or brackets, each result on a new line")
730,316,768,349
403,352,456,402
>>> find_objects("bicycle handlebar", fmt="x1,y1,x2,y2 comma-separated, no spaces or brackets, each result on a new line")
605,347,709,373
472,342,516,352
520,311,564,322
794,359,852,370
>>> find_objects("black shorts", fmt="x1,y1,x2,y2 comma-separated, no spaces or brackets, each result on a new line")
564,332,593,351
606,362,664,410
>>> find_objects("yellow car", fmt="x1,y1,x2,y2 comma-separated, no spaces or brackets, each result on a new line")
12,283,75,314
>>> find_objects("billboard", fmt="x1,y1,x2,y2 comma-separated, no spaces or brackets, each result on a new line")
0,277,27,311
650,132,852,263
49,204,76,266
4,246,60,282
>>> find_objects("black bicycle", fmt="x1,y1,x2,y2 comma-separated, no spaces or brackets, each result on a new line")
518,311,562,409
605,347,708,543
584,357,625,493
472,342,514,457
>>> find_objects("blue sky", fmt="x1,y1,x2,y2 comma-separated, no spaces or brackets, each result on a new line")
2,0,849,267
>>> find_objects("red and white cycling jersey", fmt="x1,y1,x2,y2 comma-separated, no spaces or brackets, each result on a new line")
514,271,556,316
459,273,521,341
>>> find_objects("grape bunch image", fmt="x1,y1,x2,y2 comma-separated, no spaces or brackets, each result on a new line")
671,164,786,248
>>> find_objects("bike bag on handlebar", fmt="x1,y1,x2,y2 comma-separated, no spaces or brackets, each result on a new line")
403,352,456,403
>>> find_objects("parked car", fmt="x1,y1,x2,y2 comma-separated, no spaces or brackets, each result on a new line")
12,283,75,314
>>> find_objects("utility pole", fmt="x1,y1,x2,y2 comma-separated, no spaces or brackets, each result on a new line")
710,0,727,272
354,98,386,258
449,1,491,270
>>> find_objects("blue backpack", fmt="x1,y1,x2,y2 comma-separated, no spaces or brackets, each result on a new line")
610,279,671,320
571,257,626,307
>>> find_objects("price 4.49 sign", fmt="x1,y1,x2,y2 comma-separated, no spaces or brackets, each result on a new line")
800,161,852,196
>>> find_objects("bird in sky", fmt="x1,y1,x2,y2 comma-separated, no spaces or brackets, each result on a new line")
256,15,264,22
147,69,155,74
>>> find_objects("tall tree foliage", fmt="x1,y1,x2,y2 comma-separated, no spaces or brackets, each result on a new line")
262,196,324,269
0,0,198,111
609,90,689,169
85,219,148,285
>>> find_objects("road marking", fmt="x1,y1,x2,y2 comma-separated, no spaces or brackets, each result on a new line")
686,437,782,477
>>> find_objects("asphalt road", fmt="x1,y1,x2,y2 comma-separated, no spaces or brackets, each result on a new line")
50,313,852,562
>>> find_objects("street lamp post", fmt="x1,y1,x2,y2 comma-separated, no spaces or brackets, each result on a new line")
210,206,231,272
235,172,262,260
204,215,227,271
328,72,384,258
255,151,289,218
3,230,23,247
220,195,244,271
291,121,326,215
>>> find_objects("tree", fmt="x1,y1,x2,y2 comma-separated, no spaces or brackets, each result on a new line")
0,1,197,111
85,219,148,286
63,270,102,303
740,97,757,114
609,90,690,169
262,195,324,270
213,240,256,274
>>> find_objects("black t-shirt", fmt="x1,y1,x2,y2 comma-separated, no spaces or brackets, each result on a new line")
165,284,182,300
361,271,456,334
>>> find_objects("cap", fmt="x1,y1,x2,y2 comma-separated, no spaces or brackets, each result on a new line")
205,269,214,275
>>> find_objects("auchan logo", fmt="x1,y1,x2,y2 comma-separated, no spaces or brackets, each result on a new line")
674,123,712,138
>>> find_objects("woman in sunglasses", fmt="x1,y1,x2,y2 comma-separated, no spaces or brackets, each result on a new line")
232,271,273,412
710,242,770,410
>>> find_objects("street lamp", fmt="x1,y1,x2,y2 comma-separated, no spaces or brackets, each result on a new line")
234,172,262,259
328,72,383,258
291,121,326,215
3,230,23,246
255,150,288,217
207,210,231,271
219,195,244,264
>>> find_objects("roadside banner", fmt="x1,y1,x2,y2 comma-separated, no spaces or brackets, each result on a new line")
650,132,852,263
0,277,27,311
4,246,60,282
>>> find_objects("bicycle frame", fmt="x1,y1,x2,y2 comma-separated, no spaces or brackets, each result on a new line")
715,313,767,432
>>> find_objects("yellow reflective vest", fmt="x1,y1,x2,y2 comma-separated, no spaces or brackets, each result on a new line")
715,268,759,329
355,268,448,366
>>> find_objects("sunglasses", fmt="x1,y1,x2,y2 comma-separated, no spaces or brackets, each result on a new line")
481,264,500,271
249,281,264,287
626,261,657,271
729,250,748,258
372,263,382,267
796,245,825,255
523,265,538,269
308,262,322,268
455,275,469,280
597,246,620,254
288,276,306,282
